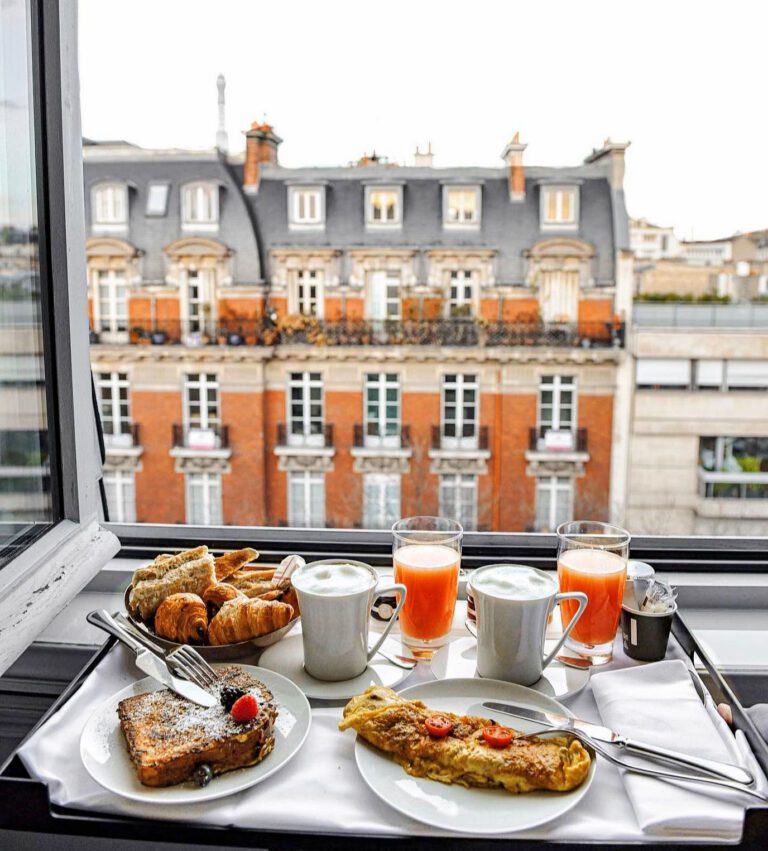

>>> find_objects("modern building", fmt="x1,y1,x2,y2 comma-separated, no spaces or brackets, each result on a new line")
84,116,632,532
626,302,768,535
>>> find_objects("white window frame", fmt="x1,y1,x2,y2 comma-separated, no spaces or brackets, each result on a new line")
540,185,579,229
439,473,477,531
291,269,324,317
288,186,325,229
288,470,325,527
181,181,219,230
447,270,477,317
91,181,128,230
535,475,573,532
93,268,128,336
365,185,402,228
539,269,579,323
96,371,132,445
184,372,220,434
368,270,401,321
363,473,401,529
443,185,481,228
538,375,576,433
182,267,215,336
441,373,479,450
288,371,324,447
364,372,400,448
103,470,136,523
185,472,223,525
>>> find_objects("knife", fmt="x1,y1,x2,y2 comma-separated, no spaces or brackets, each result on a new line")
482,700,754,786
87,610,216,708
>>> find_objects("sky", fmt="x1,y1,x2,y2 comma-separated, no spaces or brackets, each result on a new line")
77,0,767,240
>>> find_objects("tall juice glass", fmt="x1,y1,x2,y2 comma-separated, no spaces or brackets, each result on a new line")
557,520,630,665
392,517,462,657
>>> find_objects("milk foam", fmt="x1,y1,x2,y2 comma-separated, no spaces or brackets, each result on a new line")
472,565,554,600
293,562,373,595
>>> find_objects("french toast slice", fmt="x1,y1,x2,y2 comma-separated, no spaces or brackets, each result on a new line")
117,665,277,787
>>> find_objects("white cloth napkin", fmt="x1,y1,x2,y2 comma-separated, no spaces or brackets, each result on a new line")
591,659,763,839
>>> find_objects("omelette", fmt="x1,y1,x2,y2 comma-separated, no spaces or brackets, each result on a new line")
339,686,591,794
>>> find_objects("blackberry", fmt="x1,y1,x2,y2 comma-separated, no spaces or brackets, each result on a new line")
193,764,213,787
219,685,246,712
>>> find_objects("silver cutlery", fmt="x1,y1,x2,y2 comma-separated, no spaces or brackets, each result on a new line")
375,647,417,670
482,700,754,786
115,612,219,691
87,610,216,707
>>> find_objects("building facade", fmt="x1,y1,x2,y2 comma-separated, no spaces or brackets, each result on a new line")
84,128,632,532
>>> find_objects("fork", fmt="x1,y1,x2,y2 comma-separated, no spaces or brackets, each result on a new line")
514,727,768,803
116,612,219,691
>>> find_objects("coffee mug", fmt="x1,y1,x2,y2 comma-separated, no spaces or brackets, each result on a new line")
467,564,588,686
292,558,406,681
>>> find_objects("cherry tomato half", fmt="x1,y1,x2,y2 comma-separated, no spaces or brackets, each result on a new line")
482,725,514,748
424,715,454,738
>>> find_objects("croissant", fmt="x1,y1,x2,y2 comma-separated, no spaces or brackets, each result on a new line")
154,593,208,644
208,597,294,645
202,582,243,619
214,547,259,582
128,554,216,621
228,567,276,598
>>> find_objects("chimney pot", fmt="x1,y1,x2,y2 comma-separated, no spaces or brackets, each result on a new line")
243,120,283,192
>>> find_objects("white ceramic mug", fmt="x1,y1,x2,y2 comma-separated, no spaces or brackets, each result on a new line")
467,563,587,686
292,558,407,681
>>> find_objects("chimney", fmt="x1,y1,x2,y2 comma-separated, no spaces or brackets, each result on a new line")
243,119,282,193
414,142,434,167
215,74,228,152
501,132,526,202
584,138,630,190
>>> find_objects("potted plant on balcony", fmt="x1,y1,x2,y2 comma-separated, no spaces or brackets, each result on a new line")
151,328,167,345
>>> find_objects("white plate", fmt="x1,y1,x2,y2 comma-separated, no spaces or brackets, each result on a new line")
354,678,596,835
258,633,412,700
80,664,311,804
430,637,590,700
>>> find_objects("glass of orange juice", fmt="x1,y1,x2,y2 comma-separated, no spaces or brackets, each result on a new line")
392,516,462,656
557,520,630,665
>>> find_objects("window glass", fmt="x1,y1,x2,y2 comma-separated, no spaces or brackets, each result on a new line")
448,270,475,317
92,182,127,225
182,182,218,225
535,475,572,531
542,187,577,224
445,188,479,224
441,374,478,449
364,373,400,445
104,470,136,522
290,187,323,225
368,188,400,224
145,182,169,216
288,470,325,526
636,359,691,388
295,270,321,316
185,472,223,524
439,473,477,530
698,437,768,499
363,473,400,529
288,372,324,445
0,0,55,564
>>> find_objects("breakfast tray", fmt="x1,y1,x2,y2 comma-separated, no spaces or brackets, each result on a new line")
1,611,767,850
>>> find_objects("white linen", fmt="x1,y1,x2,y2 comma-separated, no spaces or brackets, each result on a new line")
591,659,765,839
18,639,758,843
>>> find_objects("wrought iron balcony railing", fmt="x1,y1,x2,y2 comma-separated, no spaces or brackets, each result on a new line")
103,423,141,448
276,422,334,449
352,424,411,449
528,426,588,453
90,318,625,349
431,424,490,451
171,423,230,450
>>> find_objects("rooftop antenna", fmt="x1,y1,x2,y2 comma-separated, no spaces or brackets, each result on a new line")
216,74,228,152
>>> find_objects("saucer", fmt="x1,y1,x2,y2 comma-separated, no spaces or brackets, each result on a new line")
429,637,590,700
258,634,413,700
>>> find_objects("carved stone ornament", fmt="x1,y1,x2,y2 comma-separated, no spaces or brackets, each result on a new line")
429,455,489,476
103,451,143,472
174,456,231,474
526,459,585,478
353,455,411,475
277,454,335,473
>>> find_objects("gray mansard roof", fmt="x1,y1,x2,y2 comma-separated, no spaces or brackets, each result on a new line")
83,146,627,287
83,150,262,284
244,162,620,284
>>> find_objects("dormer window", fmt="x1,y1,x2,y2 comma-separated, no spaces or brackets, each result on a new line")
92,182,128,230
444,186,481,228
146,182,170,216
181,181,219,230
365,186,402,227
288,186,324,229
541,186,578,229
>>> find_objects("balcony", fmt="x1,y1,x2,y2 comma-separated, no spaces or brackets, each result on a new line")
89,318,625,349
525,426,590,475
350,424,412,474
428,425,491,475
169,423,232,472
274,422,335,473
103,423,143,470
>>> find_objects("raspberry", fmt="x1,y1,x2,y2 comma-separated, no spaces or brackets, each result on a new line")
230,693,258,723
219,685,246,713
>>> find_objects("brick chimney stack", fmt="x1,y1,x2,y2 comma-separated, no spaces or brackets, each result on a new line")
501,132,527,202
243,120,282,193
